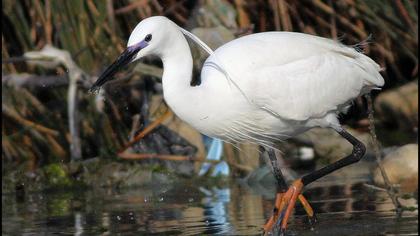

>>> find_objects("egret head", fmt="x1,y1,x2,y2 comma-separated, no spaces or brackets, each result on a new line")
89,16,173,92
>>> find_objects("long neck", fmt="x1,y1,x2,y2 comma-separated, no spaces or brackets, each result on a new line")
160,31,196,111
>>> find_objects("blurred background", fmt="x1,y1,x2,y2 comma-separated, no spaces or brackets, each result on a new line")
2,0,418,235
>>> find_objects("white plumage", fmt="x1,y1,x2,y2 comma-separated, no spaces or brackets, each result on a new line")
124,16,384,148
93,16,384,148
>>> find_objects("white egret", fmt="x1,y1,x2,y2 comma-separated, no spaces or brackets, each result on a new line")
90,16,384,235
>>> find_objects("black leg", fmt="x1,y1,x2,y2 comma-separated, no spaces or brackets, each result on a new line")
301,128,366,186
266,148,288,191
263,148,290,234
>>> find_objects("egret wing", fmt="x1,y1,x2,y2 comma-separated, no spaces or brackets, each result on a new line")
251,51,383,121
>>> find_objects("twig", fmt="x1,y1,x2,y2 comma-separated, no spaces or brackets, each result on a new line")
118,152,214,162
115,0,147,15
2,35,17,73
2,105,59,137
394,0,417,34
118,110,172,153
20,88,47,113
363,183,387,192
312,0,367,38
278,0,292,31
2,74,68,89
126,114,141,153
227,161,254,174
118,152,242,170
129,114,142,141
150,0,164,14
270,0,281,31
302,6,331,32
234,0,251,28
105,96,123,121
44,0,52,44
223,143,255,174
106,0,116,33
68,77,82,160
2,129,19,159
328,0,337,40
163,0,188,15
86,0,100,16
46,134,67,160
365,94,402,212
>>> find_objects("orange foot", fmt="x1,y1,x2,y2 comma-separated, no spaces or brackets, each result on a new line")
263,179,316,235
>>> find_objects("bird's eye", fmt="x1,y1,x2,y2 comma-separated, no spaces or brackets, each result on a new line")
145,34,152,42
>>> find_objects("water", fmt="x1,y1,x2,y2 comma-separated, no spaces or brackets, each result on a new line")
2,163,418,236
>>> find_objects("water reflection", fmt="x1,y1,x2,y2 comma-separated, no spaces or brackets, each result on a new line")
2,179,418,235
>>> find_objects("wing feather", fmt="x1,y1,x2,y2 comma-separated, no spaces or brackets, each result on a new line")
251,52,383,121
203,32,384,121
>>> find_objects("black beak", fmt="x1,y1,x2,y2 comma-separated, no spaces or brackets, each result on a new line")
89,41,146,92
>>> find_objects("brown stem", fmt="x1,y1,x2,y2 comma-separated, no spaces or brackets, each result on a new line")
2,105,59,137
395,0,417,34
118,110,172,153
118,152,219,163
312,0,367,38
365,94,402,212
115,0,147,15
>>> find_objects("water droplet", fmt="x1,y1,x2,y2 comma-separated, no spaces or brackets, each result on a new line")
116,215,121,221
159,197,164,202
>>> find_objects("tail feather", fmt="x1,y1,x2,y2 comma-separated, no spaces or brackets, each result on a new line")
355,55,385,87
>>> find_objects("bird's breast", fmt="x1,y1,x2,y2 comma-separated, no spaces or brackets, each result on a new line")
163,70,304,143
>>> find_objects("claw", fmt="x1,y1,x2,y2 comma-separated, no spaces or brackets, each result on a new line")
280,182,301,232
298,193,317,228
263,192,285,233
298,194,314,217
263,179,314,235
